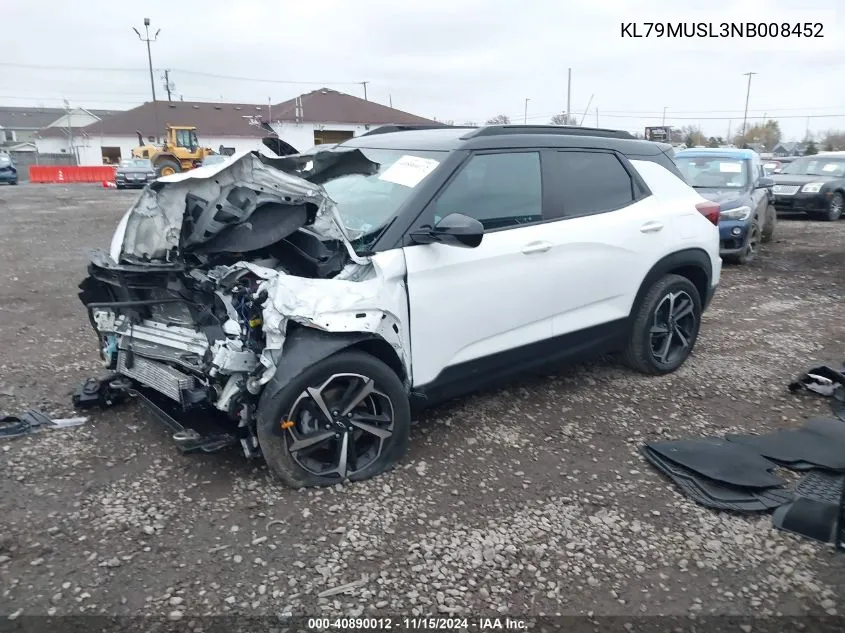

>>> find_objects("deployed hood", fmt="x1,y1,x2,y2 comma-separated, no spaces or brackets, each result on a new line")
110,150,370,265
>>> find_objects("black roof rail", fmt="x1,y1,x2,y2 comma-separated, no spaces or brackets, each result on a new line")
462,125,635,140
359,124,476,137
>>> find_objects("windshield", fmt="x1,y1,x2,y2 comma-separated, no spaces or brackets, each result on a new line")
781,156,845,177
674,156,749,188
120,159,152,169
202,155,228,165
0,155,11,166
317,148,447,252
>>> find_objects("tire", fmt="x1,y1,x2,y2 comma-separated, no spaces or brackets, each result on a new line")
622,274,702,375
116,184,125,190
156,159,181,177
732,218,761,265
825,192,844,221
761,204,776,242
257,350,410,488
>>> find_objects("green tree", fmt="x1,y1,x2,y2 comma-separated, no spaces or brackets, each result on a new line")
680,125,706,147
706,136,724,148
486,114,511,125
804,140,818,155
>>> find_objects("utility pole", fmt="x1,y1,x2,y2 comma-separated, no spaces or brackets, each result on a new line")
268,97,272,127
662,106,667,125
133,18,160,102
524,98,530,124
727,120,732,144
740,71,757,141
389,94,393,108
361,81,369,101
64,98,74,164
566,68,571,123
162,69,172,101
596,108,599,127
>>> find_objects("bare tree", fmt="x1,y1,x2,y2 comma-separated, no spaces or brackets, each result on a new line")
549,112,577,126
461,121,478,127
485,114,511,125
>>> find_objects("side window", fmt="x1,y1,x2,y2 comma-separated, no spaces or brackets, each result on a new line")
432,152,542,231
547,151,634,219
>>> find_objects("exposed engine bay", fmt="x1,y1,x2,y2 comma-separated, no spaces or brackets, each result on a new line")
78,151,410,456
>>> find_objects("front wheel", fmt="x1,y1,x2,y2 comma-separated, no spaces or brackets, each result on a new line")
824,192,844,221
730,219,761,265
257,350,410,488
622,274,702,375
761,205,777,242
156,159,181,177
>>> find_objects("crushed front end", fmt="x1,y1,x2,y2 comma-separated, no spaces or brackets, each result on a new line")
78,150,409,457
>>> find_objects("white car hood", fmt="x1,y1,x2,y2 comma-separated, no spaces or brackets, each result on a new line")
109,150,356,264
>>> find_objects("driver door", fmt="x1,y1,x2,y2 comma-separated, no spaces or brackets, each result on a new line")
402,150,555,389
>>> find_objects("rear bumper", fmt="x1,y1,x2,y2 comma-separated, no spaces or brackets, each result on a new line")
0,172,17,183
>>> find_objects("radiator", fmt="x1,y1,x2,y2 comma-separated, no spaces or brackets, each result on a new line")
117,351,195,404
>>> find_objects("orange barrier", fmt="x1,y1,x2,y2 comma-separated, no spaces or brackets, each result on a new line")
29,165,117,184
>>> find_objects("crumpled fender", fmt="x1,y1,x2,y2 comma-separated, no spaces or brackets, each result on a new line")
255,327,375,438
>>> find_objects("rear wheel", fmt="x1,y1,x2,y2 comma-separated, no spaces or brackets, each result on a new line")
156,159,181,177
622,274,702,375
824,192,844,221
257,350,410,488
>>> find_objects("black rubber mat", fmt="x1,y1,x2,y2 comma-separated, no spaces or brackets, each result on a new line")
642,447,793,512
772,470,845,544
726,418,845,472
645,438,786,488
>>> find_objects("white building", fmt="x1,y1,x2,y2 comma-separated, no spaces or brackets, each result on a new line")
34,89,439,166
1,106,115,152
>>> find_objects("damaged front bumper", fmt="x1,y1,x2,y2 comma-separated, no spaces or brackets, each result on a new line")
78,151,410,455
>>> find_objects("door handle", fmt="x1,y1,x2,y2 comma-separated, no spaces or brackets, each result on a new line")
640,221,664,234
521,241,552,255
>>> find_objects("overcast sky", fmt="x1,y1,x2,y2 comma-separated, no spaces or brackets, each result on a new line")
4,0,844,141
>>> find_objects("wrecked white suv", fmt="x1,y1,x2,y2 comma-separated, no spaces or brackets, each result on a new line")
79,125,721,488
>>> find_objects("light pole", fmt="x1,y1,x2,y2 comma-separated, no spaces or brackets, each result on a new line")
741,71,757,142
662,106,667,126
133,18,160,103
524,98,530,124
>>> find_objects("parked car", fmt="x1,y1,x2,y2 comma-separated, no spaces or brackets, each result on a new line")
674,148,775,265
762,159,782,175
770,152,845,221
78,125,721,488
115,158,156,189
0,154,18,185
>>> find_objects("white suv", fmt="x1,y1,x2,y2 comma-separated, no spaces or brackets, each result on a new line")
79,125,721,487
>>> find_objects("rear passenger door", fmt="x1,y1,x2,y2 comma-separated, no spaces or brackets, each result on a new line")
540,149,676,337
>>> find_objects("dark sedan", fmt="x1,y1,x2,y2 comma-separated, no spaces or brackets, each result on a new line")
771,153,845,221
0,154,17,185
115,158,156,189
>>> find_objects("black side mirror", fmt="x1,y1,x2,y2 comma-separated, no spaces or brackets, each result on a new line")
756,176,774,188
409,213,484,248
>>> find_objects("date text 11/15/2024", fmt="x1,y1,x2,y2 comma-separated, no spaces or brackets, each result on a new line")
307,617,528,630
620,22,824,38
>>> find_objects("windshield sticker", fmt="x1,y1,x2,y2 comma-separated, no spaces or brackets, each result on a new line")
378,155,440,188
719,162,742,173
822,163,840,172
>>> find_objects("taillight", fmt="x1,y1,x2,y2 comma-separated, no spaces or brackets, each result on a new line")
695,200,720,226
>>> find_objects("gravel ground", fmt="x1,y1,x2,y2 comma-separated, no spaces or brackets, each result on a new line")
0,184,844,622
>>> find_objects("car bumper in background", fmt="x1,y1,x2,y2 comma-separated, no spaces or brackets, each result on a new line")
773,191,830,213
718,219,750,255
115,174,153,187
0,170,17,183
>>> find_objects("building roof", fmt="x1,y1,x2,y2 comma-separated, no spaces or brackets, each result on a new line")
272,88,437,125
0,106,116,130
38,101,275,139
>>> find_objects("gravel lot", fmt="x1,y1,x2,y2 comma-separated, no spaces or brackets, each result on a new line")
1,184,844,622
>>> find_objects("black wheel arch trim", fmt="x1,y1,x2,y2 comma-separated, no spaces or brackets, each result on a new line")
255,327,406,438
630,248,713,321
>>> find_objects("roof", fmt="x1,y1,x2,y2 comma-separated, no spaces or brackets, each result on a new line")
272,88,437,125
675,147,757,159
0,106,115,130
773,141,807,150
339,125,667,155
41,101,275,140
35,126,93,140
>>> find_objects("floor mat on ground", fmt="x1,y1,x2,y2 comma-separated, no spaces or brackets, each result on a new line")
726,419,845,472
641,446,793,512
645,438,786,488
772,470,845,546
